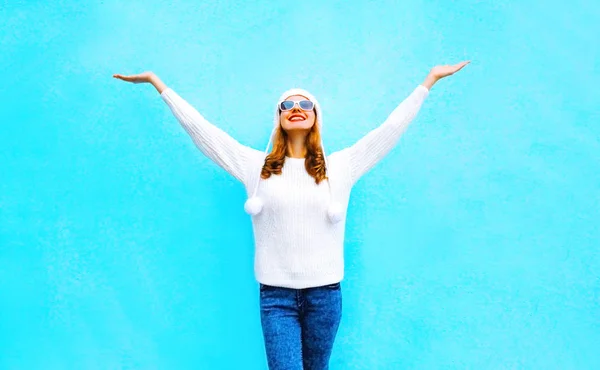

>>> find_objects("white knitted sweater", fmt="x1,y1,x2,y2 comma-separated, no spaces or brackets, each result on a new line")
161,85,429,288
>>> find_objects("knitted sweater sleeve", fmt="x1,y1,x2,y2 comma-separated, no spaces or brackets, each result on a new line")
344,85,429,184
161,88,255,183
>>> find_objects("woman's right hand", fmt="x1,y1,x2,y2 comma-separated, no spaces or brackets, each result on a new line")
113,71,167,93
113,71,155,84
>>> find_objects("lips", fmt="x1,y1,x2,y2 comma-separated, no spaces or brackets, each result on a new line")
288,114,305,122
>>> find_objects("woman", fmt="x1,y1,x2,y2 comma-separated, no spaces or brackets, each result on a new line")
113,60,469,369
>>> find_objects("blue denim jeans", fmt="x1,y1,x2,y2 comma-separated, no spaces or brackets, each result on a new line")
259,282,343,370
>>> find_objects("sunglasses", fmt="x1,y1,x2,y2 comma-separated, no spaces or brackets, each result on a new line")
279,100,315,112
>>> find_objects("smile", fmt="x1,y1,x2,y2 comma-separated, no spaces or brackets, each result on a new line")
289,114,305,121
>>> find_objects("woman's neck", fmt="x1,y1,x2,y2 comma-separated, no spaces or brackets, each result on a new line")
286,133,308,158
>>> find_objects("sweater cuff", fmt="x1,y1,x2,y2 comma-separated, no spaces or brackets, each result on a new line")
160,87,174,101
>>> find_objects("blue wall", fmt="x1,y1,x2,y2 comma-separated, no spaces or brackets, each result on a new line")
1,0,599,368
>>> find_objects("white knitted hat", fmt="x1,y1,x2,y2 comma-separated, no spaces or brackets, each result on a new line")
243,88,344,223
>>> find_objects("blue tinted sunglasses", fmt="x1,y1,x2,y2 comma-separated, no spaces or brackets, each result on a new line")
279,100,315,112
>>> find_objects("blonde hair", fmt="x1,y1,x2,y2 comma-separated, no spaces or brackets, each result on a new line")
261,114,327,184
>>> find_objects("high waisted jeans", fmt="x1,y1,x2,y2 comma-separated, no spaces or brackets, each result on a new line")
259,282,343,370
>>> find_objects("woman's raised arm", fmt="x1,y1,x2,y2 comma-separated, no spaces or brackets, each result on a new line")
341,61,469,184
113,72,258,183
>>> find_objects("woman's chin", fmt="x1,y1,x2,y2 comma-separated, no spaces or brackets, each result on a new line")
282,122,314,132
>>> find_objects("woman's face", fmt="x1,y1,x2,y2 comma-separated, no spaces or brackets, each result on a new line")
279,95,316,132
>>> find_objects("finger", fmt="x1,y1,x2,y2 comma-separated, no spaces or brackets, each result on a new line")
114,75,135,82
450,62,469,74
455,61,470,70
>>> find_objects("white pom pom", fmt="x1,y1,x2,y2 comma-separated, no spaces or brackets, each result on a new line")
244,196,264,216
327,202,344,224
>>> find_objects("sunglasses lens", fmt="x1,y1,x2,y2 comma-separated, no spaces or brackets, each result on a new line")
299,101,314,111
280,101,295,111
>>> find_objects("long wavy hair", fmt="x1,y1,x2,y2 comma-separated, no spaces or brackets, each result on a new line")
261,113,327,184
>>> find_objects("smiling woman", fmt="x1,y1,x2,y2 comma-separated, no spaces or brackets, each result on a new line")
248,87,335,219
112,60,468,369
280,96,315,131
261,92,327,192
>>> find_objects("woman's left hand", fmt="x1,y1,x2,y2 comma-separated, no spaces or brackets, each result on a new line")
423,60,470,89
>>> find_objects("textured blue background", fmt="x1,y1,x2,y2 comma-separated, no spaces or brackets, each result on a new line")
1,0,599,368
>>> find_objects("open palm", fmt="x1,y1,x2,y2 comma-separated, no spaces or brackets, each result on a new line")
113,71,154,84
430,61,470,79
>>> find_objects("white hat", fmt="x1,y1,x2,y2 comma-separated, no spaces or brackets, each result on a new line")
243,88,343,224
